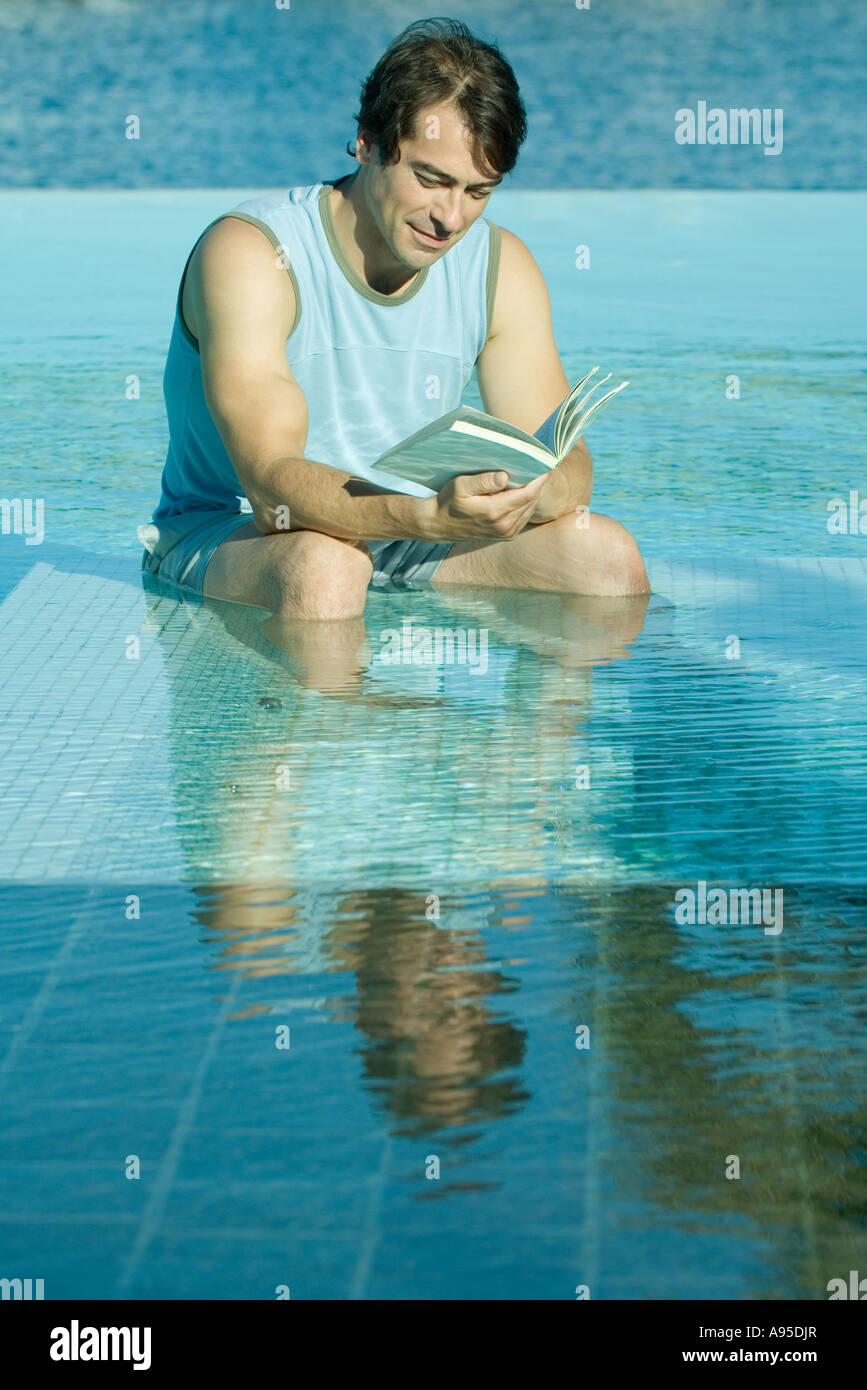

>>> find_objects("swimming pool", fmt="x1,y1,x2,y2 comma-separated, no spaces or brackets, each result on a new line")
1,189,865,1298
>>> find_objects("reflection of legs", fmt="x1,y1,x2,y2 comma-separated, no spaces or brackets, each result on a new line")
208,598,439,705
207,558,649,700
428,584,650,669
200,516,650,696
258,613,370,692
203,524,375,693
434,512,649,597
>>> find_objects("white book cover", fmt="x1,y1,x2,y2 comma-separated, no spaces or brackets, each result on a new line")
371,367,629,494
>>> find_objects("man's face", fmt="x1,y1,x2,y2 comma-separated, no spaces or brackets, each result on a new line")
358,102,502,269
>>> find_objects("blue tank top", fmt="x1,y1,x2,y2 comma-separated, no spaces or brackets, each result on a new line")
152,178,501,522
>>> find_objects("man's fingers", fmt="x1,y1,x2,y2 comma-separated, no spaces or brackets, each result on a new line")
453,470,507,496
513,473,548,497
496,473,548,504
491,477,547,521
495,492,546,538
454,470,548,499
513,498,545,534
440,469,551,538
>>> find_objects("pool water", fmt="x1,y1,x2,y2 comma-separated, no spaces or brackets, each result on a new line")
0,189,865,1299
2,0,863,190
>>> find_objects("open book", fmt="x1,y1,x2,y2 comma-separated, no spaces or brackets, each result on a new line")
371,367,628,494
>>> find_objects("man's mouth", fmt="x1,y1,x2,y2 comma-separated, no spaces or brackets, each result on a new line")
408,223,450,246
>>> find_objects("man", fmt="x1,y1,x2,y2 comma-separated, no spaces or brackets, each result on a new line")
140,17,649,618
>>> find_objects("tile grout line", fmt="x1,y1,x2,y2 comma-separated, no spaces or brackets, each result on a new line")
347,1134,393,1302
0,885,100,1089
116,969,243,1296
347,916,441,1300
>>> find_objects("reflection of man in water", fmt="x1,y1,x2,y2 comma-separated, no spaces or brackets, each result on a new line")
140,580,648,876
140,516,652,1134
139,17,649,634
195,883,529,1140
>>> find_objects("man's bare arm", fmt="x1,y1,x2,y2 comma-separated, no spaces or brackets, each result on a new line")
188,217,547,544
476,228,592,523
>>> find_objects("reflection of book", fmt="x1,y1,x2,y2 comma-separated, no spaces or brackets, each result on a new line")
371,366,628,494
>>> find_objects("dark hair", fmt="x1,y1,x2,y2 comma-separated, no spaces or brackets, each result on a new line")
346,17,527,178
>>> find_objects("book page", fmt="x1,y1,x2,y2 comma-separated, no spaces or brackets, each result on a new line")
558,379,629,457
554,367,598,456
557,372,612,448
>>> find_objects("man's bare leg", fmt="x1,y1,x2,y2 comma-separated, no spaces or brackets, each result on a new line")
203,522,374,617
198,511,648,692
433,511,650,597
203,510,647,613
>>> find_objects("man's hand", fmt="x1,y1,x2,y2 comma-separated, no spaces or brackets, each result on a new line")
527,438,593,525
525,466,568,526
424,470,549,541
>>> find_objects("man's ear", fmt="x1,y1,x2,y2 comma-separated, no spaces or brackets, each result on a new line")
354,130,374,165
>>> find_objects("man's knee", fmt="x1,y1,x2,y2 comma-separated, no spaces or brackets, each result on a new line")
549,511,650,596
270,531,373,618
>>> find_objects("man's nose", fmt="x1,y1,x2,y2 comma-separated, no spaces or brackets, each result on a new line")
429,188,464,233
